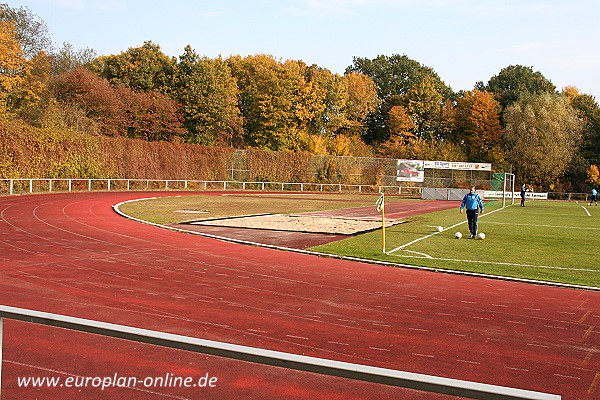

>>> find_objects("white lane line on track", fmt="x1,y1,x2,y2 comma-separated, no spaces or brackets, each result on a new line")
554,373,581,380
506,366,529,372
369,347,391,352
412,353,435,358
286,334,309,340
456,359,481,365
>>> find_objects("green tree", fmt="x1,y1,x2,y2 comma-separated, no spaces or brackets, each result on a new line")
90,41,175,93
345,54,453,100
173,46,242,146
504,93,583,188
478,65,556,111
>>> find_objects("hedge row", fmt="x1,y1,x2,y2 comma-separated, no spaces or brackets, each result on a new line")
0,120,392,185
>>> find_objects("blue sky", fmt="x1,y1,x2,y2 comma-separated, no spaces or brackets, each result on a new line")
10,0,600,100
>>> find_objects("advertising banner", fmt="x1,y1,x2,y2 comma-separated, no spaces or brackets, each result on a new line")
483,191,548,200
397,160,424,182
424,160,492,171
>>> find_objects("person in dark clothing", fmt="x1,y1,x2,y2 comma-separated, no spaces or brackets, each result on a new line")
460,186,485,238
520,183,528,207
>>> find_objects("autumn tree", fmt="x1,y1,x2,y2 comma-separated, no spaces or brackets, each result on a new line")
173,46,242,146
0,4,52,59
563,87,600,165
504,93,583,187
387,105,414,140
229,55,311,150
587,164,600,186
454,89,503,163
346,54,453,143
284,60,326,139
0,19,30,116
344,72,378,136
306,66,345,136
478,65,556,111
51,67,184,140
91,41,175,93
50,42,97,75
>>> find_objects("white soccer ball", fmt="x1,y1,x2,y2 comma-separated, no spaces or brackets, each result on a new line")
436,226,444,232
477,232,486,240
454,232,462,239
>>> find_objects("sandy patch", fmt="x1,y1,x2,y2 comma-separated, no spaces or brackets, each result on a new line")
190,214,400,235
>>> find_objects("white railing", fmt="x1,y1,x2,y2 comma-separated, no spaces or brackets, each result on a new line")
0,305,560,399
0,178,422,196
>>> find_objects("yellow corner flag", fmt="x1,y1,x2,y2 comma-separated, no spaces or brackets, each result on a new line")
375,193,385,212
375,193,385,253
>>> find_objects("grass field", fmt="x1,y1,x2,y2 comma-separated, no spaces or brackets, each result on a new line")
312,200,599,288
118,193,414,225
122,193,599,288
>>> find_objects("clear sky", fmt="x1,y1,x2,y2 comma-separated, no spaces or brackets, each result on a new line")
9,0,600,100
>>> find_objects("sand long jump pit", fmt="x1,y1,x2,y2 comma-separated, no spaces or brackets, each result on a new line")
187,213,402,235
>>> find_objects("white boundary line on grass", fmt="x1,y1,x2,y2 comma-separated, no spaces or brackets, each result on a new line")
581,206,591,217
387,206,507,254
485,221,599,230
387,254,597,273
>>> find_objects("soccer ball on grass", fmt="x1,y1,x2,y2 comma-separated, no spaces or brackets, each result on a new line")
477,232,486,240
454,232,462,239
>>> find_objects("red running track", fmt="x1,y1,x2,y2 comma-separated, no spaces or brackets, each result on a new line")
0,192,598,400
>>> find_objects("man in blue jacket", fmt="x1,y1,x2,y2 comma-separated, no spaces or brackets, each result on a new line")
460,186,485,238
591,188,598,206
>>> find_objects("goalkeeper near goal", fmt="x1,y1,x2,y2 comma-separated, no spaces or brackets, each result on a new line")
460,186,485,238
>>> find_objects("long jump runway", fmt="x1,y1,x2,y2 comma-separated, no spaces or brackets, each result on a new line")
0,192,598,399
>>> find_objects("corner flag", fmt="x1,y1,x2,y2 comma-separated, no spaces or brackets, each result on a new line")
375,193,385,253
375,193,385,212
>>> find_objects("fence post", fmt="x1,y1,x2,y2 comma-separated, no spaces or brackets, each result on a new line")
107,180,111,191
49,179,53,192
29,179,33,193
68,179,72,192
9,180,13,195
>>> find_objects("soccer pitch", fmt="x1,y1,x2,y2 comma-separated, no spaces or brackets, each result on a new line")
311,200,599,288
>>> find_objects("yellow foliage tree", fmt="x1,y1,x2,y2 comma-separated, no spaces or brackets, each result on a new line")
387,105,415,141
0,20,29,115
587,164,600,185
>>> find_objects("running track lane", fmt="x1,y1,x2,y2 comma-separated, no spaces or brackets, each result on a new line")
0,192,598,400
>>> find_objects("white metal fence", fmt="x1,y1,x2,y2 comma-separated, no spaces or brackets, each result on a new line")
0,178,422,196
